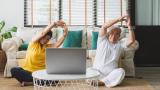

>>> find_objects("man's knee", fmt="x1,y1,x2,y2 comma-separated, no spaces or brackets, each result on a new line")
116,68,125,74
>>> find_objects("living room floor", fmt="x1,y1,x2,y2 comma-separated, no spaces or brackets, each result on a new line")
136,67,160,90
0,67,160,90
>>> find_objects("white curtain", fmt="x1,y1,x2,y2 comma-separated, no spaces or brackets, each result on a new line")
136,0,160,25
152,0,160,25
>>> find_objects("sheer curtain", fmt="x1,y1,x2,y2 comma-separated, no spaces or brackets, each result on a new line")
136,0,160,25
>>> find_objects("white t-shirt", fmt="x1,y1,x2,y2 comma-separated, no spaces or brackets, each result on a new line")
93,36,124,75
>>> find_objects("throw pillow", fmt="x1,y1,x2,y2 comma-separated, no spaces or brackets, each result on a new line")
91,31,99,50
19,43,29,51
62,30,82,48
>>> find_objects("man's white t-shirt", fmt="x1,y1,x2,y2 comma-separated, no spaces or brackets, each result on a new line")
93,36,124,75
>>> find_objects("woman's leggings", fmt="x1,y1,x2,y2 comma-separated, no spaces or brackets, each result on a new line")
11,67,33,83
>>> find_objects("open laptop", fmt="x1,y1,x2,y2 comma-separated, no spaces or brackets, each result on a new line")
45,48,86,74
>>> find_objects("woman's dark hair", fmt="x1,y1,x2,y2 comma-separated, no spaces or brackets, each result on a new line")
46,31,52,38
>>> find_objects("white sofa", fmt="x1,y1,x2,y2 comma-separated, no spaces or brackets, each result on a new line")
2,26,139,77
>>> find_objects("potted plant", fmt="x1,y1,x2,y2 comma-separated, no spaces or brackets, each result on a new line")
0,21,17,50
0,21,5,50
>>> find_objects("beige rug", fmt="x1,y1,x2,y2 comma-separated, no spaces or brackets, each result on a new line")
99,78,154,90
0,73,154,90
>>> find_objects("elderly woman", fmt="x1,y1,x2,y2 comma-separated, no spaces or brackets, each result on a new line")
93,16,135,87
11,20,68,86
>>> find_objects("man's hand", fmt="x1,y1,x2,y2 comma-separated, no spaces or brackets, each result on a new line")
126,16,132,29
118,15,127,22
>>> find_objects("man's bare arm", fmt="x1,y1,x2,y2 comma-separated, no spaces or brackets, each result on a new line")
99,16,127,37
126,16,135,47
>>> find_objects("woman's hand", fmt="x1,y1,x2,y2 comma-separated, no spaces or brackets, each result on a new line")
55,20,68,37
56,20,66,28
51,20,66,28
53,20,68,48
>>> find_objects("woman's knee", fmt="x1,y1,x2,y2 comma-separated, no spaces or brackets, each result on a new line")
11,67,22,76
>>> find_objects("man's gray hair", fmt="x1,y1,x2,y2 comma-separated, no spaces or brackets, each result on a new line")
107,26,121,34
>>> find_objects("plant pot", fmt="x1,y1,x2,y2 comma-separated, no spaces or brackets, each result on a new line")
0,50,7,72
0,42,2,50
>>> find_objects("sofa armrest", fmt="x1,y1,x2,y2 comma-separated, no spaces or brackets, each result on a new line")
120,37,139,51
2,37,23,52
120,40,139,77
2,37,23,77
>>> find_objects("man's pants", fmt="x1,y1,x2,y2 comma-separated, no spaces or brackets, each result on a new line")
101,68,125,88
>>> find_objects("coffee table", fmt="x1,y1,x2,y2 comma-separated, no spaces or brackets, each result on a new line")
32,68,100,90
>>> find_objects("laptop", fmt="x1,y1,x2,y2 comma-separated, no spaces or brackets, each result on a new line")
45,48,86,74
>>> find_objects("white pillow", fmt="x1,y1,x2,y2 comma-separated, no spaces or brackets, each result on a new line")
120,27,128,40
16,27,42,43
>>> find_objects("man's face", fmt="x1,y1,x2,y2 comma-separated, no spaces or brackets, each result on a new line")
108,29,121,44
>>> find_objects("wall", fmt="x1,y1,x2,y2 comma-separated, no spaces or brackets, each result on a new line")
135,0,152,25
0,0,24,30
135,0,160,25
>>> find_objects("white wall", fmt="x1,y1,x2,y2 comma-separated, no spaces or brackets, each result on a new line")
136,0,160,25
135,0,152,25
0,0,24,30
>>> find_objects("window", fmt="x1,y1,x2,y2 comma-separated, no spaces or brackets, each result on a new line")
97,0,127,25
61,0,94,25
24,0,127,27
24,0,59,27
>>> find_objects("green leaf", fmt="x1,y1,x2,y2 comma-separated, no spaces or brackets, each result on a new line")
0,21,5,33
2,32,12,39
10,27,17,32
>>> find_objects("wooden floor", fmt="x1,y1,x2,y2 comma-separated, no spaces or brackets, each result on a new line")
136,67,160,90
0,67,160,90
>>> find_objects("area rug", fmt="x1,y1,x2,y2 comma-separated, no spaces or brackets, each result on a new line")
99,78,154,90
0,73,154,90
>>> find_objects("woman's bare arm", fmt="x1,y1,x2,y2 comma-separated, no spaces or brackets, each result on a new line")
53,21,68,48
32,22,57,43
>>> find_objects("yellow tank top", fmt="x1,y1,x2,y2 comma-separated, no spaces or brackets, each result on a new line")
22,42,46,72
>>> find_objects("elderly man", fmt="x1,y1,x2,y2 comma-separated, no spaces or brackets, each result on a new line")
93,16,135,87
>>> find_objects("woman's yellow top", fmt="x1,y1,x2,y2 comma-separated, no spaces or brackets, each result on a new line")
22,42,46,72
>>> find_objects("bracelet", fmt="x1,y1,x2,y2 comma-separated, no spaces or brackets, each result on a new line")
129,26,135,30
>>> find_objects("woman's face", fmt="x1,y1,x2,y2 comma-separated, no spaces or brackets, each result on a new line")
40,35,51,45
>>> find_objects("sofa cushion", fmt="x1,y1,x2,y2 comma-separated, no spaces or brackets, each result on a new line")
63,30,82,48
16,28,38,43
17,59,25,67
91,31,99,49
16,51,27,59
87,26,99,49
19,42,29,50
56,26,87,48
